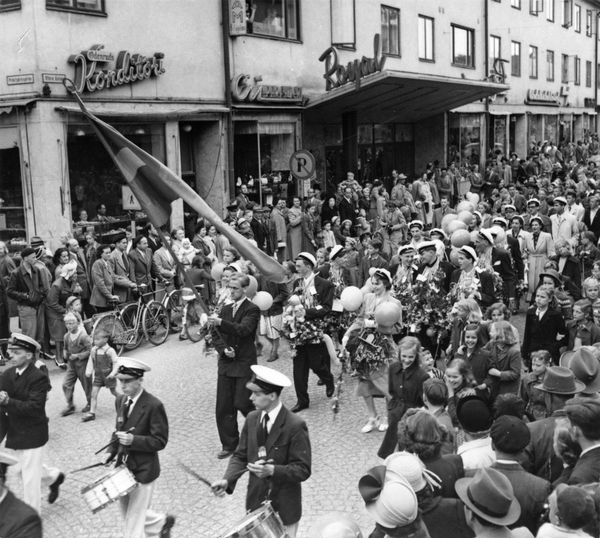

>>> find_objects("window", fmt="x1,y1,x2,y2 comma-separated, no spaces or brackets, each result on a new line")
246,0,299,40
562,0,573,27
452,25,474,67
547,0,555,20
587,60,592,87
0,0,20,11
586,10,593,36
511,41,521,76
418,15,434,61
530,0,543,15
574,4,581,31
490,35,501,71
331,0,355,48
511,0,521,8
529,46,538,78
575,56,580,85
547,50,555,81
562,53,569,82
381,5,400,56
46,0,105,14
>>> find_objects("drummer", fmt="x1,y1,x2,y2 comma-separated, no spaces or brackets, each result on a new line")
211,365,312,538
101,357,175,538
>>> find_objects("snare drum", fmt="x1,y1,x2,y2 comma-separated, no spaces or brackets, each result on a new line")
81,465,138,513
220,502,287,538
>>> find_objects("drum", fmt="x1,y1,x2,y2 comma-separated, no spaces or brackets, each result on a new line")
220,502,287,538
81,465,138,513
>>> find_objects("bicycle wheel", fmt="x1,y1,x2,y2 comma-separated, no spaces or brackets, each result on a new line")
184,298,207,343
143,301,169,346
92,313,127,355
120,303,144,350
164,289,184,331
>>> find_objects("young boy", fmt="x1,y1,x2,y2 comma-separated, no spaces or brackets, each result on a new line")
357,239,388,287
82,330,118,422
519,350,552,421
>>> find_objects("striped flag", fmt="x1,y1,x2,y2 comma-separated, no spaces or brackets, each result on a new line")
75,102,287,283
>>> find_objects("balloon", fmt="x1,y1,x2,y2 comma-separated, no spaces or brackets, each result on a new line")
490,226,506,245
457,211,473,225
426,327,436,338
245,275,258,298
447,220,467,234
253,291,273,311
368,267,377,277
451,229,471,248
449,248,460,265
340,286,363,312
466,192,480,205
288,294,301,306
211,262,226,281
441,213,459,234
457,201,475,213
374,303,402,327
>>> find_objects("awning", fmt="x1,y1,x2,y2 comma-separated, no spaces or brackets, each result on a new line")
0,97,38,115
55,104,229,119
305,70,509,124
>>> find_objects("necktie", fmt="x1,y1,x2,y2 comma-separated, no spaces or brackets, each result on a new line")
258,413,270,447
123,398,133,421
232,302,239,317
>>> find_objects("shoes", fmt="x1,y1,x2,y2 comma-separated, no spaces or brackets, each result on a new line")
48,473,65,504
82,413,95,422
82,404,91,414
267,352,279,363
361,416,380,434
291,404,309,413
326,383,335,398
257,342,264,357
61,406,75,417
54,356,67,369
160,515,176,538
178,333,189,341
217,450,234,460
42,352,55,361
378,418,389,432
317,379,324,386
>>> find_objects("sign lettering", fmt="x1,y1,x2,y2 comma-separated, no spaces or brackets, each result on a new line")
229,0,246,35
231,74,303,104
69,44,165,94
525,88,560,106
7,74,34,85
42,73,66,84
318,34,386,91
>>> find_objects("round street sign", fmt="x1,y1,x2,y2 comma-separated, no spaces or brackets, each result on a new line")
289,150,316,180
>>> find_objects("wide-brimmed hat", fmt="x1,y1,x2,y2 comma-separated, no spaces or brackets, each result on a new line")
534,366,586,394
561,347,600,394
538,269,562,287
455,468,521,526
308,514,363,538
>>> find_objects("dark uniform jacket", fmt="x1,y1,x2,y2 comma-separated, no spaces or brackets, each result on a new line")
0,362,50,450
415,258,456,293
292,275,333,320
568,446,600,486
224,405,311,525
450,268,496,307
0,489,43,538
107,390,168,485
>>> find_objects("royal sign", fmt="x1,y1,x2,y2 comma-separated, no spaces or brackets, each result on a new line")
318,34,386,92
231,74,303,104
68,45,165,94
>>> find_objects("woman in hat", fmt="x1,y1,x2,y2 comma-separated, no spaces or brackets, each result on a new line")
342,269,401,434
287,197,316,260
538,267,575,320
320,195,339,229
524,216,555,301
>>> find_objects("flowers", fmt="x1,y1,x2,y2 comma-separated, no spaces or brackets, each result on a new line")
281,306,326,347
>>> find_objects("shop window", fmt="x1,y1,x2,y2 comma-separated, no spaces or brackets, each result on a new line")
511,0,521,8
452,25,474,68
0,135,26,246
67,123,164,239
562,53,569,82
381,5,400,56
547,50,555,81
0,0,21,12
447,113,481,167
511,41,521,77
331,0,355,49
529,45,538,78
574,4,581,31
545,116,559,143
248,0,299,40
418,15,434,61
547,0,555,20
586,60,592,87
574,56,581,85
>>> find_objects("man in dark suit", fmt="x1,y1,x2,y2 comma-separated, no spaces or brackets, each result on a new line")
491,217,524,310
67,238,93,317
291,253,335,412
523,198,552,233
431,194,456,229
0,334,63,514
0,451,42,538
144,223,162,253
207,273,261,459
102,357,175,538
414,241,455,293
89,244,119,313
212,365,311,538
583,193,600,239
475,229,516,302
128,235,163,294
338,186,356,227
109,233,138,304
565,398,600,485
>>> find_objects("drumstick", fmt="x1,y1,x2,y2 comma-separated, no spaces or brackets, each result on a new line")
94,427,135,455
178,462,212,487
71,462,106,474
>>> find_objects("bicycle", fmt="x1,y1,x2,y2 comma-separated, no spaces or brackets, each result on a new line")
181,287,208,343
91,285,169,353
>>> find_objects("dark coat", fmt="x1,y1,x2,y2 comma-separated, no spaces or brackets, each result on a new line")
128,248,161,287
0,275,9,339
0,362,51,450
387,361,429,409
550,255,582,295
420,496,474,538
568,446,600,486
6,264,49,307
455,346,494,388
566,319,600,350
450,268,496,307
213,298,260,377
523,410,567,484
507,235,525,281
491,246,516,298
70,251,90,299
45,277,74,321
224,405,311,526
292,274,334,320
338,196,356,226
107,390,168,485
521,306,566,364
0,489,43,538
89,259,116,308
583,208,600,239
109,249,136,303
257,275,288,316
416,259,456,293
422,453,464,500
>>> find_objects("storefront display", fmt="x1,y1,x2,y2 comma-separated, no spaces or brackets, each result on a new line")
448,113,482,166
0,128,26,252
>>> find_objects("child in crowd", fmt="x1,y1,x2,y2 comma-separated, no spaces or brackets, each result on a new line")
487,320,522,402
421,378,454,455
66,295,93,334
591,260,600,284
61,311,92,416
576,231,600,278
519,350,551,421
320,221,336,249
83,330,118,422
537,485,596,538
358,239,388,287
420,348,444,379
483,302,520,344
454,323,493,398
582,277,600,302
565,299,600,350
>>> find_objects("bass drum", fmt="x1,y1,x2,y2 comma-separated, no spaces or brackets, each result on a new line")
220,502,287,538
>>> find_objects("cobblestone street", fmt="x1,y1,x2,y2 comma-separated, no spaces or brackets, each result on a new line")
4,334,388,538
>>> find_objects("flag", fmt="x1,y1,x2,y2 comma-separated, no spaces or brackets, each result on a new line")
74,100,287,283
